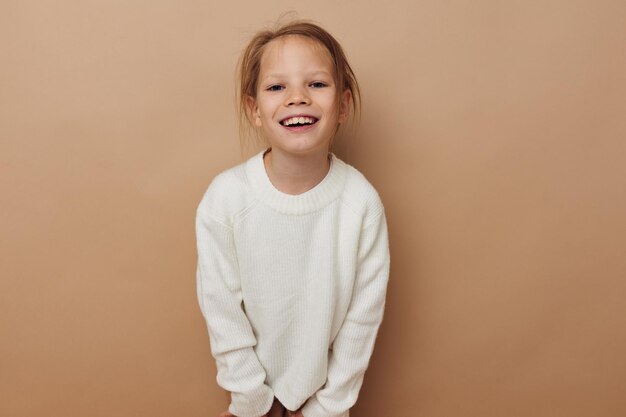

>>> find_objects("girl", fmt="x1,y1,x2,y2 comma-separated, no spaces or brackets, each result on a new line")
196,20,390,417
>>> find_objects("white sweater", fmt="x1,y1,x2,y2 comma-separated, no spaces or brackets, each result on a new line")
196,150,390,417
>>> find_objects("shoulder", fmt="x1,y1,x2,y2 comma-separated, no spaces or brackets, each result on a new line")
196,157,257,225
337,158,385,226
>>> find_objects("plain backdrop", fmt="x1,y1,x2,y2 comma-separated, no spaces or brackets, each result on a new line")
1,1,625,416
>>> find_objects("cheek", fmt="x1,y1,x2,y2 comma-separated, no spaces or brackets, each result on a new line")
323,91,339,110
327,99,341,118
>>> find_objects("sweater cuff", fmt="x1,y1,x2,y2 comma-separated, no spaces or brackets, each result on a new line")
228,384,275,417
301,397,349,417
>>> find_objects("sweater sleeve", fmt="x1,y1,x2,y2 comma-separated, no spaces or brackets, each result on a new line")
196,207,275,417
301,211,390,417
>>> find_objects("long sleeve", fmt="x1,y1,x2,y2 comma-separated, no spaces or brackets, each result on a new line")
301,211,390,417
196,207,275,417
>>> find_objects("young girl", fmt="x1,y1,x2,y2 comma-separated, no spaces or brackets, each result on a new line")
196,20,390,417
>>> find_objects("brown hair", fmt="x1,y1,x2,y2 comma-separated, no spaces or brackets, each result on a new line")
237,19,361,145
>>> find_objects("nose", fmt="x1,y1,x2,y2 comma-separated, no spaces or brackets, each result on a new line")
285,87,310,106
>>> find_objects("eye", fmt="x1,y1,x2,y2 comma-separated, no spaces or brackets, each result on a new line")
266,85,284,92
310,81,328,88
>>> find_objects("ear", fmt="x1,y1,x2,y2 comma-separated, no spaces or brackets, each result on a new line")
246,95,263,127
338,89,352,124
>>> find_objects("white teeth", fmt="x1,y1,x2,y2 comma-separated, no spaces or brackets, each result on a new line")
282,116,316,126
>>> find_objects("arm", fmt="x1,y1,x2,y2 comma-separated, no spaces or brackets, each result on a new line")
301,212,390,417
196,207,275,417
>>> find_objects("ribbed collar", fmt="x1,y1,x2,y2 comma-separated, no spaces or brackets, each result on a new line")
245,149,347,215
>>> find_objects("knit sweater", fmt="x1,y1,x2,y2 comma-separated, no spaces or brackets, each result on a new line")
195,150,390,417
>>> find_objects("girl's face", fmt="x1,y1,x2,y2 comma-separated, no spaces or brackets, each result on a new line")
247,35,351,158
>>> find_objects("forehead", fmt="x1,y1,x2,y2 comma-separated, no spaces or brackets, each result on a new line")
260,35,334,74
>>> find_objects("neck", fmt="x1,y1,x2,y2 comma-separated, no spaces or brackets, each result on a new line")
263,148,331,195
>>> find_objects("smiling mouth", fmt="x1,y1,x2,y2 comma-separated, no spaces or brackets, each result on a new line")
279,116,319,127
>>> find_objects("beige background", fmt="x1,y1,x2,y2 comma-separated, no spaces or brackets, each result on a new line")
2,1,625,416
